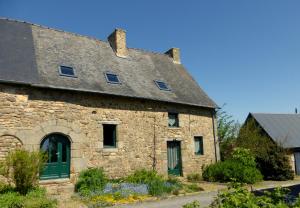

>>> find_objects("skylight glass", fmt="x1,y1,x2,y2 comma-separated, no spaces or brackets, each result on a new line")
105,73,120,84
155,80,170,91
59,66,75,77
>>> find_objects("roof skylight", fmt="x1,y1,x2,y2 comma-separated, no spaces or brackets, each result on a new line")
59,66,76,77
105,72,120,84
154,80,171,91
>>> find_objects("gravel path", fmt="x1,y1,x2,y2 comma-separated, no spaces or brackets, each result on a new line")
113,191,218,208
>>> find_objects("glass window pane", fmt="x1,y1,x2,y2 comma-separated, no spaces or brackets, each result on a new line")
106,73,120,83
62,142,67,162
103,124,117,148
168,113,179,127
49,141,58,162
60,66,75,76
155,81,170,91
194,137,204,155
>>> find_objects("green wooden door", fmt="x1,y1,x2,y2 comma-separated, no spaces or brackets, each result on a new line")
167,141,182,176
40,134,70,180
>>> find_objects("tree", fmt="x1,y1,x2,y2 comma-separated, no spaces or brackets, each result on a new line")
236,118,294,180
217,108,239,142
216,105,240,160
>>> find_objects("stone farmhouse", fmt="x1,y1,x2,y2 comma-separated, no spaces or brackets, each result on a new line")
0,18,219,183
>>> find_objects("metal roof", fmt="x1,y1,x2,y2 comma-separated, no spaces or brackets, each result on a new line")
249,113,300,148
0,18,217,109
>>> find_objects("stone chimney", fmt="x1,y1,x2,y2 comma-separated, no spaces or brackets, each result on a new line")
108,28,128,58
165,48,181,64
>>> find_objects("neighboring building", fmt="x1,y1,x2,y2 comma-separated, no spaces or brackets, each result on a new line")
245,113,300,175
0,18,219,184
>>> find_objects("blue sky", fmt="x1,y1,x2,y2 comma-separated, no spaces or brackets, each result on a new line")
1,0,300,122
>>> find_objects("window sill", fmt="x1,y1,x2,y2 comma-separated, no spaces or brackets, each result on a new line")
168,127,181,130
103,148,118,152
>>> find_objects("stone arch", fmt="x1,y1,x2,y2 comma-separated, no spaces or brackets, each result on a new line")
0,135,23,160
40,132,72,146
27,119,85,146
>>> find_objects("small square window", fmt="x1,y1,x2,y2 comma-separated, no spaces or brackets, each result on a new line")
168,112,179,128
59,66,76,77
154,80,171,91
194,136,204,155
105,73,120,84
103,124,117,148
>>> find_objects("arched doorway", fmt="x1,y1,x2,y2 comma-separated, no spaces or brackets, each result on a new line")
40,133,71,180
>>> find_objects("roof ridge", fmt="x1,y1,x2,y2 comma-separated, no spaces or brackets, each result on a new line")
128,47,170,57
0,17,109,44
0,17,170,58
251,112,300,116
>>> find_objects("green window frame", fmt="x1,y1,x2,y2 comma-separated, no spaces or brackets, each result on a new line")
103,124,117,148
194,136,204,155
168,112,179,128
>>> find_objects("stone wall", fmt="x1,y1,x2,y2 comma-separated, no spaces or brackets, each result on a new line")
0,83,217,181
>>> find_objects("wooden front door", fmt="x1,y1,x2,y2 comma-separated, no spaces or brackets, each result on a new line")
167,141,182,176
40,134,70,180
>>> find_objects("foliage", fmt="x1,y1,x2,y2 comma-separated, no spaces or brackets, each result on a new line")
231,147,256,167
125,169,174,196
86,193,149,207
0,182,14,194
75,168,107,196
209,183,296,208
167,175,183,187
103,183,148,196
187,173,202,182
256,145,294,181
237,118,294,181
203,148,263,184
3,149,47,195
182,200,201,208
126,169,160,185
217,107,240,142
202,160,262,184
183,184,204,193
0,187,57,208
216,107,240,160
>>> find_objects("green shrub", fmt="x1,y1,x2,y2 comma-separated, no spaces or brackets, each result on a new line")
0,188,57,208
0,192,23,208
187,173,202,182
256,145,294,181
237,119,294,181
230,148,256,167
182,200,201,208
23,188,57,208
210,183,291,208
203,148,263,184
126,169,160,184
0,182,14,194
203,160,262,184
75,168,107,195
3,149,46,195
125,169,173,196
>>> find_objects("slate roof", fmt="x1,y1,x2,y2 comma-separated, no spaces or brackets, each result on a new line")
248,113,300,148
0,18,217,108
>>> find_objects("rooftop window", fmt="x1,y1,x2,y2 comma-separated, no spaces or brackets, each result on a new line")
154,80,170,91
59,66,76,77
105,72,120,84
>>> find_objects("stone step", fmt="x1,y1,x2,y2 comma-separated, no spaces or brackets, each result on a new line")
39,179,75,200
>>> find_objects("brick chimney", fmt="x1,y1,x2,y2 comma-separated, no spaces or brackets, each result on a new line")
165,48,181,64
108,28,128,58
